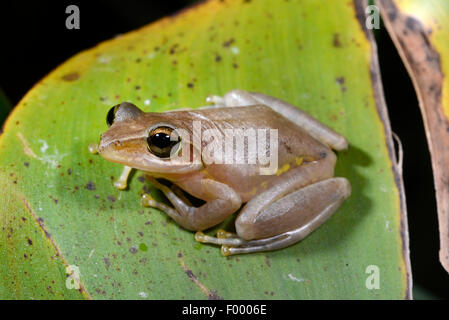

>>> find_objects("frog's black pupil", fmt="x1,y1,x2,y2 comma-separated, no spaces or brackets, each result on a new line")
151,132,171,149
106,106,117,127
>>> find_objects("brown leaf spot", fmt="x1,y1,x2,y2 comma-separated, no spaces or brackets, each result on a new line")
85,181,96,190
223,38,235,47
332,33,342,48
104,257,111,269
336,76,347,92
61,72,80,81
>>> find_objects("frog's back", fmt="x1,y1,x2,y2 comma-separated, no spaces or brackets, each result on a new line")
186,105,331,159
175,105,334,202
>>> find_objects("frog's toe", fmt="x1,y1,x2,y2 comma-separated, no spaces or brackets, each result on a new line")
194,231,246,246
221,245,232,256
206,94,225,107
141,193,155,207
141,193,181,220
113,180,127,190
88,143,99,154
194,231,207,242
216,229,235,239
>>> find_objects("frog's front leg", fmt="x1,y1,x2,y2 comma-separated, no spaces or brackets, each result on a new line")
142,177,242,231
113,166,133,190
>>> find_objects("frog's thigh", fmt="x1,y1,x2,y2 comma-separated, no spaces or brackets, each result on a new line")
236,177,351,243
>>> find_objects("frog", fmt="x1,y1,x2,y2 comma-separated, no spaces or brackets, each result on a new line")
90,89,351,256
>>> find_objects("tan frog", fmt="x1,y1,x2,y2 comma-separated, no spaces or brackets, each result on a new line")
90,90,351,255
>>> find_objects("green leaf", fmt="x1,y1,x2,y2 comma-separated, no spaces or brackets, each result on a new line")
0,0,410,299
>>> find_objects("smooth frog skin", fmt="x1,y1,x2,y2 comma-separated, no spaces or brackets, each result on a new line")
94,89,351,255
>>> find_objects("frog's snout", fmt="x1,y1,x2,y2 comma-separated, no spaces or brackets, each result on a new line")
97,138,120,163
97,132,143,167
97,133,108,154
97,133,117,157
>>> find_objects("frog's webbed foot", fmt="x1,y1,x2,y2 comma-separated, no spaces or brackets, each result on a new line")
141,192,180,218
195,229,247,247
141,177,183,218
195,230,293,256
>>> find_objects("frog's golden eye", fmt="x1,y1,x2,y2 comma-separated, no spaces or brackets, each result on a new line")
147,126,181,158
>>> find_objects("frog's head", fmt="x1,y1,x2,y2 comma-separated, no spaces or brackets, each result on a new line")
98,102,202,174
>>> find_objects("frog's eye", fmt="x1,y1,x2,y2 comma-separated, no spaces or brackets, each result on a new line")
106,102,143,127
106,105,119,127
147,126,181,158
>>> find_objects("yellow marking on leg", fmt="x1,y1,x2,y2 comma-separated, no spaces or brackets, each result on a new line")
200,169,215,180
217,229,234,239
275,163,291,176
249,186,258,196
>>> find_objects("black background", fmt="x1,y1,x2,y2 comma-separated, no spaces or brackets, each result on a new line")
0,0,448,299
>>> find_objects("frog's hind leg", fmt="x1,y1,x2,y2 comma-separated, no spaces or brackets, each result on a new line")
205,90,257,108
196,177,351,256
211,89,348,151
